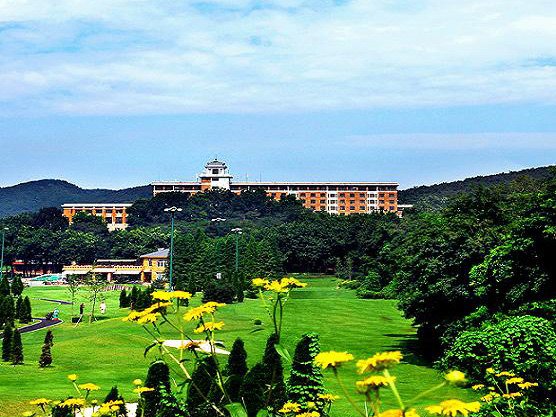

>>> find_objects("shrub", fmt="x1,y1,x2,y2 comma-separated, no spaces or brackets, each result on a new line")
202,280,236,304
15,296,23,320
119,290,129,308
1,324,13,361
337,279,361,290
287,332,326,413
11,276,24,297
442,315,556,398
187,357,218,416
21,296,32,323
142,361,171,417
261,333,287,411
104,386,127,416
240,363,267,417
0,295,15,327
39,337,53,368
0,275,10,296
225,338,248,402
10,328,23,365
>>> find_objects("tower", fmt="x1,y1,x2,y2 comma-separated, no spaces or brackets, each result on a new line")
198,159,233,190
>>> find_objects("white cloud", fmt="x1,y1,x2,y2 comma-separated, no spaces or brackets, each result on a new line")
0,0,556,115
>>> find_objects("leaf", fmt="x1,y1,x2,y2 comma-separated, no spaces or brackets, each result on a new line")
249,327,265,334
256,410,269,417
490,412,503,417
224,403,248,417
143,342,158,358
274,343,292,363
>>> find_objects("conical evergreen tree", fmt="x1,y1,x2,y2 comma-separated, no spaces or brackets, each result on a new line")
0,275,10,296
11,276,24,297
119,289,129,308
1,324,13,362
187,357,218,416
15,296,23,320
104,386,127,416
142,361,171,417
44,329,54,347
0,295,15,326
21,296,32,323
38,338,52,368
261,333,287,411
287,333,326,412
10,328,23,365
129,286,139,310
239,363,267,417
224,338,248,402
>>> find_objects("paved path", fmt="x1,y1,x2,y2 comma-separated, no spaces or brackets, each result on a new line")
0,318,63,336
37,298,72,305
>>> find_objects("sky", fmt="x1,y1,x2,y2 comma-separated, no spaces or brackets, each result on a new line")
1,0,556,189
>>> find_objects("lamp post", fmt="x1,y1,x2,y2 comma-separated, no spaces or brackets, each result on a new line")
231,228,243,272
164,207,182,290
0,227,8,281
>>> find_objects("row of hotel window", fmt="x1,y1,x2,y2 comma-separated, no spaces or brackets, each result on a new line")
301,199,396,205
156,186,398,192
299,192,397,198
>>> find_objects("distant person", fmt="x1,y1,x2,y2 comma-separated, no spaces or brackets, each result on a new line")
100,301,106,315
53,308,59,319
79,303,85,315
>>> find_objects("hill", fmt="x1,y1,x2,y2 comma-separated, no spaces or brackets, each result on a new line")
399,165,555,208
0,179,151,218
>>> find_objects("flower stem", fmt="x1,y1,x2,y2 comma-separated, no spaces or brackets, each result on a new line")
333,368,367,417
384,369,404,410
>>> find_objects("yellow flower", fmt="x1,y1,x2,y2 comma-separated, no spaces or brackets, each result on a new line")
317,393,339,402
296,412,320,417
314,351,354,369
134,387,155,394
517,382,538,389
378,409,419,417
480,393,499,403
151,290,173,301
142,302,173,314
122,311,143,322
183,302,225,321
445,370,467,385
67,374,78,382
252,278,270,288
279,402,301,413
265,280,289,293
426,400,480,417
78,383,101,391
194,321,225,333
502,392,522,399
29,398,51,406
356,375,395,391
471,384,484,391
133,378,143,386
171,290,192,299
506,377,524,385
59,398,86,408
356,351,403,373
306,401,317,410
485,368,496,374
495,371,515,378
22,412,35,417
280,277,308,289
137,313,160,324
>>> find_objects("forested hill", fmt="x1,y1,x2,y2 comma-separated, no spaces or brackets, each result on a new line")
0,179,151,218
399,165,555,208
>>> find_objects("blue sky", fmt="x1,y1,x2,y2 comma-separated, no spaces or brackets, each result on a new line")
1,1,555,189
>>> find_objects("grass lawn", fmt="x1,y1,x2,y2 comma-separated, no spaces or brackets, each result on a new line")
0,276,476,416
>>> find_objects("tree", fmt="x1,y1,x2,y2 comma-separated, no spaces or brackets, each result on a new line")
104,386,127,416
239,363,267,417
85,273,105,323
38,331,53,368
225,338,248,402
287,333,326,412
129,286,139,310
0,295,15,327
65,275,81,317
21,296,32,323
10,329,23,365
11,276,24,297
1,324,13,362
119,289,129,308
15,296,23,321
142,361,171,417
187,357,218,416
261,333,287,411
0,275,10,296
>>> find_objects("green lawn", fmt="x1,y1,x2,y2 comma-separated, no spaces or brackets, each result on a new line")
0,277,475,416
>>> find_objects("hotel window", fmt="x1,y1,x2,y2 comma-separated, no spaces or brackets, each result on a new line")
389,206,395,210
157,260,168,267
310,193,316,197
310,200,316,204
349,193,355,197
359,193,365,198
350,200,355,204
340,206,345,210
379,199,385,204
350,206,355,210
360,206,365,210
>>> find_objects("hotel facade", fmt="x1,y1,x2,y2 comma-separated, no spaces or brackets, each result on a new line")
152,160,400,215
62,203,132,231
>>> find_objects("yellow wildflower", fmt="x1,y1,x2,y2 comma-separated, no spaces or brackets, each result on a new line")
480,393,499,402
296,412,320,417
183,302,225,321
306,401,317,410
137,313,160,324
133,379,143,386
518,382,538,389
134,387,155,394
356,351,403,373
78,383,101,391
314,351,354,369
142,302,173,314
122,311,143,322
22,412,35,417
252,278,270,288
378,409,419,417
317,393,339,402
356,375,395,391
194,321,225,333
279,402,301,413
29,398,51,406
502,392,522,399
495,371,515,378
471,384,484,390
425,400,481,417
59,398,86,408
485,368,495,374
171,290,192,299
506,377,524,385
151,290,173,301
445,370,466,385
67,374,78,382
280,277,308,288
265,280,289,293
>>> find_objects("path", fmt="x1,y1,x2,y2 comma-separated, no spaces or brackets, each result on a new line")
37,298,72,305
0,318,63,337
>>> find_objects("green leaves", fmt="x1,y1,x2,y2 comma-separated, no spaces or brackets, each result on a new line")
224,403,248,417
274,343,292,364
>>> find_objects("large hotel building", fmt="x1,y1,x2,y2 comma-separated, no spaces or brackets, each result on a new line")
152,159,400,215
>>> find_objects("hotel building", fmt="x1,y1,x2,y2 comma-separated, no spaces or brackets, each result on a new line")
152,160,400,215
61,203,132,231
